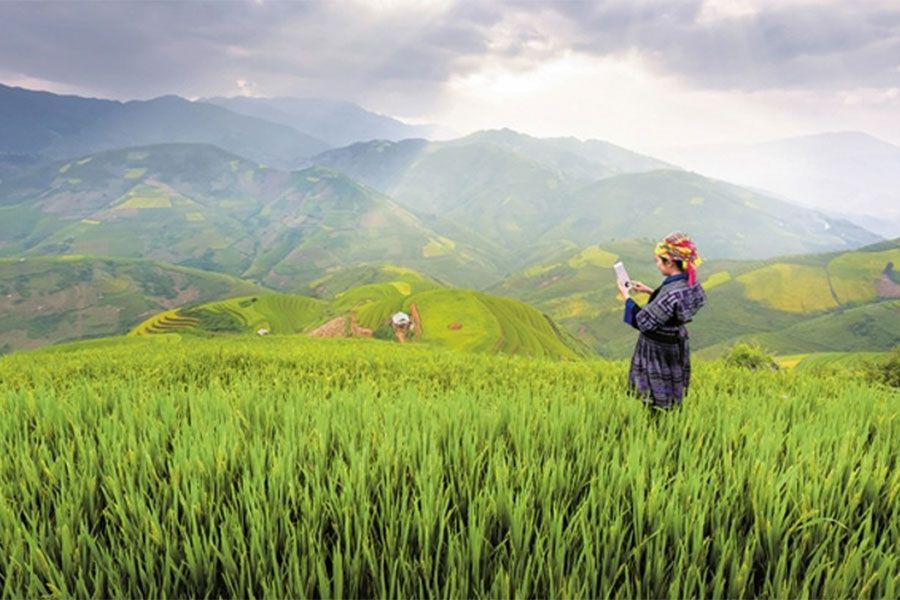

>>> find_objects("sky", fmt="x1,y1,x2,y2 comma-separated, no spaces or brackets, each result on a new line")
1,0,898,151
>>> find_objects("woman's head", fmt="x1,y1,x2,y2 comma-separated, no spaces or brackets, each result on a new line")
654,253,684,275
654,232,702,284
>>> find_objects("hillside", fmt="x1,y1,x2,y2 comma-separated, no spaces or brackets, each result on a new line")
540,170,880,259
312,136,879,264
204,96,437,147
132,279,592,361
660,131,900,237
0,255,268,352
0,84,329,168
0,144,500,288
306,263,447,299
492,238,900,357
455,129,675,179
0,154,42,184
697,300,900,358
313,138,576,259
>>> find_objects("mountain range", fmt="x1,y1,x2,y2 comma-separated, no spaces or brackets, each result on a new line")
0,84,328,170
203,96,440,147
312,130,879,266
0,138,879,295
660,132,900,238
0,144,497,288
1,83,895,357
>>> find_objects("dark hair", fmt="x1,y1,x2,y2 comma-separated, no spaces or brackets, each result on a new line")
660,256,685,271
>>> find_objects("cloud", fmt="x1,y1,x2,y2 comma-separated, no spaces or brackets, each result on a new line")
0,0,494,105
540,0,900,92
0,0,897,138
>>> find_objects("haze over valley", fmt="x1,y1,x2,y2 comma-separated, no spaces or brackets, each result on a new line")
1,81,897,355
1,0,898,356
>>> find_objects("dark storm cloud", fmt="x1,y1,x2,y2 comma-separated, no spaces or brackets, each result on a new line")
0,0,897,102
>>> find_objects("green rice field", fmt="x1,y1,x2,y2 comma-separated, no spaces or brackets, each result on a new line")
0,335,897,598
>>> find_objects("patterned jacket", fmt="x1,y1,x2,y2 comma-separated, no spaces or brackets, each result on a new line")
624,273,707,342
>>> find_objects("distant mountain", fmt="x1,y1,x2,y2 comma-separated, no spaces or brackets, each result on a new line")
0,84,329,168
312,128,671,190
456,129,675,179
659,131,900,237
0,144,500,288
491,238,900,357
0,255,268,352
313,138,575,264
540,170,880,259
0,154,43,184
313,136,880,266
203,96,438,147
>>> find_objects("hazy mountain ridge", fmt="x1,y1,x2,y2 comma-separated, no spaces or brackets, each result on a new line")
456,129,675,179
0,84,330,169
660,131,900,237
313,136,880,265
0,83,892,356
203,96,438,147
0,144,500,288
545,170,879,258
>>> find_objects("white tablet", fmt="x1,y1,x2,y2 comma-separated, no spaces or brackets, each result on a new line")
613,261,631,288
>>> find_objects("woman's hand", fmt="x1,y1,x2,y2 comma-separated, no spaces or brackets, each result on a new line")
617,281,631,300
630,281,653,294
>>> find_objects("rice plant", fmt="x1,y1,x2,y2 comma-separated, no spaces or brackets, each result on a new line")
0,336,896,598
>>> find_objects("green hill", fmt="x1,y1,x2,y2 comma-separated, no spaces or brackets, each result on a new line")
306,263,446,299
132,276,592,360
312,128,673,191
0,144,500,288
132,294,331,337
0,255,268,352
312,137,879,266
315,139,580,258
775,350,892,370
455,129,675,178
697,300,900,357
407,289,590,358
492,238,900,357
539,170,879,259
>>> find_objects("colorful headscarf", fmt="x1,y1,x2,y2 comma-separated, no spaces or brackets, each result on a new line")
655,232,703,285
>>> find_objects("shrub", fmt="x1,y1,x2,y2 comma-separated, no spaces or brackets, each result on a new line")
863,347,900,388
721,342,779,370
372,321,394,340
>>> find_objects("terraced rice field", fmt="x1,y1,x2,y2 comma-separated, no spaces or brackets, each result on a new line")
129,309,199,335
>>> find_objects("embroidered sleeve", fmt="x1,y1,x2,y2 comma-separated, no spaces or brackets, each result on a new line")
633,290,678,332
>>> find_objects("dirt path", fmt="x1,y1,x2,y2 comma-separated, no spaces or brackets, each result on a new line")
309,315,373,338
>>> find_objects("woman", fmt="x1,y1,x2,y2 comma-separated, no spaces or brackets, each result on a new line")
618,232,706,409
